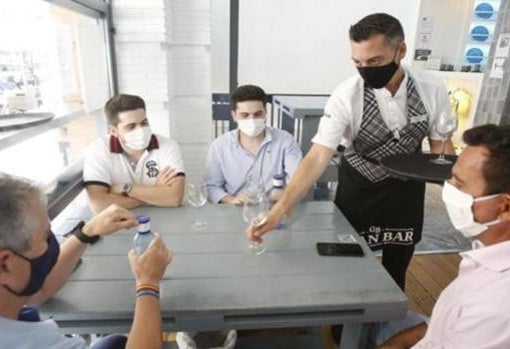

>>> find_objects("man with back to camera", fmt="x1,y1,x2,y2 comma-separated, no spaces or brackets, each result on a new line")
377,124,510,348
0,174,172,348
204,85,302,205
248,13,455,291
83,94,185,214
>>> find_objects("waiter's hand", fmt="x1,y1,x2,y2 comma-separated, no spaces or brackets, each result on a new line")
247,205,287,243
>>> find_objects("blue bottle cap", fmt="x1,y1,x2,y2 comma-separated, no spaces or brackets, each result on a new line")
18,304,41,322
137,215,150,224
273,174,285,180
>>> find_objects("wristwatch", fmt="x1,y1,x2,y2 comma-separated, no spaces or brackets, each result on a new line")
71,221,100,245
121,183,132,197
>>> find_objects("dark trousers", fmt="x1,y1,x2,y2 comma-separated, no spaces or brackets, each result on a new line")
381,244,415,291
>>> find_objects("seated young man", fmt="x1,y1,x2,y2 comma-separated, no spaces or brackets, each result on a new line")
204,85,302,205
378,124,510,349
0,175,172,349
83,94,185,213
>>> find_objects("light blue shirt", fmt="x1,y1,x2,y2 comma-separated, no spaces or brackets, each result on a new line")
0,316,86,349
204,127,302,203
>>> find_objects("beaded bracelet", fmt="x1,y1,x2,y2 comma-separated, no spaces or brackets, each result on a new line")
136,289,160,299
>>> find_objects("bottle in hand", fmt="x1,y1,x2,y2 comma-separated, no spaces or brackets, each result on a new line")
133,215,155,255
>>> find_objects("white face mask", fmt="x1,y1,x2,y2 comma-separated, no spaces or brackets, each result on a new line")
442,181,501,238
122,126,152,150
237,118,266,137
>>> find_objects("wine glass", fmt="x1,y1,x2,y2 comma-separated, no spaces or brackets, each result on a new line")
430,112,458,165
243,174,266,198
187,183,208,230
242,192,269,255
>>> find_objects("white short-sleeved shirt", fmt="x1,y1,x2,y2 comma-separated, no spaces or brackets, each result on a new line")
0,316,86,349
413,241,510,348
83,134,185,188
312,66,450,151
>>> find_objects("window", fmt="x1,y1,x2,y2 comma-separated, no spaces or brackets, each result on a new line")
0,0,112,217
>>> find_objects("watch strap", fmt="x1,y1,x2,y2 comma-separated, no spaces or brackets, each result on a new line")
121,183,132,197
72,221,100,245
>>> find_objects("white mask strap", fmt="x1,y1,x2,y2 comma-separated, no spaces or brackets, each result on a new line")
474,193,501,203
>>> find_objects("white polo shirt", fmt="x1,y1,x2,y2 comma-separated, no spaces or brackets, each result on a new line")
413,241,510,348
312,66,449,151
83,134,185,188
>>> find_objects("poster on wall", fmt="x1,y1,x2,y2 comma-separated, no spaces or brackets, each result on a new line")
490,33,510,78
414,16,434,61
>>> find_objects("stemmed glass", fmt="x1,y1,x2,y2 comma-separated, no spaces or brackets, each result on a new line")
242,192,269,255
430,112,458,165
187,183,208,230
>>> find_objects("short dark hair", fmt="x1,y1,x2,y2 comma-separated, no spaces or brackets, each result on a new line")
463,124,510,194
230,85,267,111
349,13,404,46
104,94,146,126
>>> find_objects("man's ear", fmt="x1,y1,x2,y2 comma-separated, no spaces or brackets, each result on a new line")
398,42,407,61
109,124,118,137
498,193,510,222
231,110,237,122
0,250,15,281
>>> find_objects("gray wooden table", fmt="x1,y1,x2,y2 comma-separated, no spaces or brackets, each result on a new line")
42,201,407,348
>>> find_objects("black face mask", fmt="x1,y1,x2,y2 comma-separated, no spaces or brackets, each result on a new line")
4,232,60,297
357,51,400,89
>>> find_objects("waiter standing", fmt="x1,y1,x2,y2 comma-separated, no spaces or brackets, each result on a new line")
248,13,454,290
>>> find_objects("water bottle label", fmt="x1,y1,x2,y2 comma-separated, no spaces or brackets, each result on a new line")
137,222,151,233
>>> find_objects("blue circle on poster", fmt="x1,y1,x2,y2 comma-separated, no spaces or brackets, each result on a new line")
466,47,484,63
471,25,490,41
475,2,494,19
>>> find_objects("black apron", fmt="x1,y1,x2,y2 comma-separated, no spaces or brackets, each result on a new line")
335,76,428,251
336,159,425,250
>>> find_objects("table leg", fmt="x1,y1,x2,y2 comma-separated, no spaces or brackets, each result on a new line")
339,323,370,349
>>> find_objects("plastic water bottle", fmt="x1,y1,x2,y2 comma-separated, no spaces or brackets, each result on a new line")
18,304,41,322
133,215,155,255
269,174,286,229
269,174,285,204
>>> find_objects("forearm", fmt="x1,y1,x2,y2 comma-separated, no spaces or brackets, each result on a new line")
379,322,427,348
126,295,162,349
89,191,143,213
276,144,334,214
129,183,184,207
30,236,87,305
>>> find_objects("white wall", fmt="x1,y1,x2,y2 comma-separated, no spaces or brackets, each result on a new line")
211,0,230,92
236,0,421,94
113,0,212,184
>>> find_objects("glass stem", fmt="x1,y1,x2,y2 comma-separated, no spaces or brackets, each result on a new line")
439,139,447,160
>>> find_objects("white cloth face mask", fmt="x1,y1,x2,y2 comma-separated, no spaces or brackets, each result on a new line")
442,181,501,238
123,126,152,150
237,118,266,137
